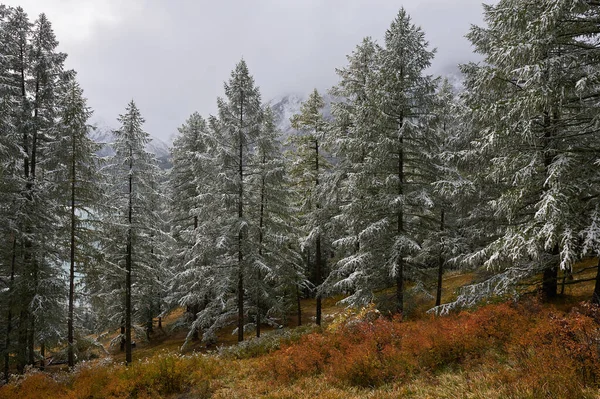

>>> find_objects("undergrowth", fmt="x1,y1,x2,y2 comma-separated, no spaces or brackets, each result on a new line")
2,300,600,398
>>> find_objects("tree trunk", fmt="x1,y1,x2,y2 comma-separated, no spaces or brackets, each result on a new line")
237,96,245,343
68,131,76,368
27,259,38,366
39,342,45,371
120,321,125,352
191,304,199,341
125,148,133,364
4,236,17,382
314,138,323,326
435,209,445,307
256,169,265,338
315,235,322,326
296,285,302,326
396,137,404,316
592,258,600,305
16,310,27,373
542,266,558,301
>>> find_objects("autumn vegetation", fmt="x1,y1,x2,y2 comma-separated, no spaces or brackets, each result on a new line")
3,271,600,398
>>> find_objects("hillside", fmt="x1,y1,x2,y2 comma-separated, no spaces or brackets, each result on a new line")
2,261,600,398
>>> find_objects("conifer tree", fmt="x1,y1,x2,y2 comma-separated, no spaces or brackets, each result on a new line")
325,9,437,315
167,112,214,342
97,100,162,364
212,59,263,342
50,75,102,367
248,107,301,336
454,0,598,307
289,89,331,325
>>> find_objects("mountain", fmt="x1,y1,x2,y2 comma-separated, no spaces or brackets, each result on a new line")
267,92,334,142
89,124,172,169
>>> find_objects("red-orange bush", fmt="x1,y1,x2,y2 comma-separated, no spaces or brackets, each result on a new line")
258,301,600,392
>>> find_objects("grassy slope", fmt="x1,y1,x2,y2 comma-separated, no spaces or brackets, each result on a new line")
2,260,600,398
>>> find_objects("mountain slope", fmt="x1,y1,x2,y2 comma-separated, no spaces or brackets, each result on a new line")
89,124,172,169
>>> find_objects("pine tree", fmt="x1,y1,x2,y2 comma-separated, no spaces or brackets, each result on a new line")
212,59,263,342
288,89,331,325
454,0,598,307
49,75,102,367
98,100,162,364
325,9,437,315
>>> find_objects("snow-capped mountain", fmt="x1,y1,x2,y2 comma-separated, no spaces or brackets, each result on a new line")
267,92,333,142
267,72,464,139
89,125,172,169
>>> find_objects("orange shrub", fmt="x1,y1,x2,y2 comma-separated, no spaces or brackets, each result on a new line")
258,301,600,393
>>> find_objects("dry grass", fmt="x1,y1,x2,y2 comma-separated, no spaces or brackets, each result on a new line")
3,260,600,398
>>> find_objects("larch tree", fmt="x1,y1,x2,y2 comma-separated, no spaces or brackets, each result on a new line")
213,59,263,342
289,89,332,326
248,107,302,336
325,9,437,315
166,112,214,343
49,75,102,367
451,0,598,309
99,100,162,364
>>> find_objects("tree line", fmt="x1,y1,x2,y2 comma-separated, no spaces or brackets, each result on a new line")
1,0,600,380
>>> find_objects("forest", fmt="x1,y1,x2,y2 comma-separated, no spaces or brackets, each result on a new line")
2,0,600,397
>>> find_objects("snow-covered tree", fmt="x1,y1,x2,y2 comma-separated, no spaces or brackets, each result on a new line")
247,107,303,336
95,100,163,364
324,9,437,315
166,112,216,342
444,0,600,311
288,89,332,325
49,75,102,367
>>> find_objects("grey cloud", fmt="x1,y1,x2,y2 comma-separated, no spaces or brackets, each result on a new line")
5,0,495,141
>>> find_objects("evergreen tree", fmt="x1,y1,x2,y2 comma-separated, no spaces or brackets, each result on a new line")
288,89,331,325
49,75,102,367
211,59,263,342
325,9,437,315
97,100,162,364
452,0,598,309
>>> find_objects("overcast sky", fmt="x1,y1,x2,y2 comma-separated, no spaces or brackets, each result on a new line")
4,0,493,142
